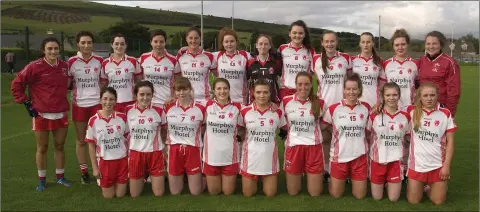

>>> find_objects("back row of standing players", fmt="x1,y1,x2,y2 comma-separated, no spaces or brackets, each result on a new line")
11,19,460,203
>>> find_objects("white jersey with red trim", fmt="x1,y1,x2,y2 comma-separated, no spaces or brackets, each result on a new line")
239,103,285,175
175,49,214,103
165,100,206,147
367,109,410,163
351,55,386,107
406,105,457,172
125,103,166,152
383,57,419,109
203,100,242,166
211,51,250,104
139,51,180,105
312,52,351,107
100,55,142,103
68,53,103,107
322,99,370,163
280,94,327,147
279,43,315,89
85,112,129,160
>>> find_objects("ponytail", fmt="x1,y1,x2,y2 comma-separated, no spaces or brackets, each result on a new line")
371,47,381,68
321,47,328,73
412,90,423,132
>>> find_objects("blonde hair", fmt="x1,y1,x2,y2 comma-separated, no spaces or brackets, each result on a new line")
413,82,438,131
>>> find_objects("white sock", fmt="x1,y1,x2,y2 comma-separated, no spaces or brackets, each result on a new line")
55,169,64,174
38,170,46,177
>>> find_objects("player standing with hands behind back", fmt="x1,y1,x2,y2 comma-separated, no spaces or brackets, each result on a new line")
11,37,72,191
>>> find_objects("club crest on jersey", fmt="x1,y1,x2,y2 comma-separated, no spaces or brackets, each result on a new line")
434,120,440,126
148,117,153,123
359,113,364,120
408,68,412,74
94,68,99,73
200,61,205,67
62,68,67,76
338,63,343,68
399,124,404,130
238,61,242,66
116,125,121,131
432,63,440,72
303,55,307,60
228,112,233,118
164,66,168,72
124,68,129,73
269,118,274,126
190,116,196,121
269,67,274,74
373,66,378,71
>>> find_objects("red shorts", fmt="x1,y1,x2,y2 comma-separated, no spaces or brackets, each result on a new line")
279,88,296,100
72,104,101,122
330,154,368,181
114,101,134,113
407,167,443,185
128,150,165,179
284,144,324,174
32,113,69,131
203,162,239,176
98,157,128,188
168,144,202,176
240,170,278,180
369,160,403,184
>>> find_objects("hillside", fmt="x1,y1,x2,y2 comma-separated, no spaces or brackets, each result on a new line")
0,1,389,46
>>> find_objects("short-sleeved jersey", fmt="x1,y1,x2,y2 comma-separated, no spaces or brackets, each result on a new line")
246,55,282,104
367,109,410,163
165,100,206,147
238,103,286,175
139,51,180,105
407,105,457,172
211,51,250,104
203,100,242,166
100,55,142,103
383,57,419,109
279,43,315,89
280,94,327,147
351,55,386,107
312,52,351,107
85,112,129,160
175,49,214,102
68,53,104,107
322,99,370,163
125,103,166,152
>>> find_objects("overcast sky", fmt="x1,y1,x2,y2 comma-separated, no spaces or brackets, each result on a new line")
94,1,479,39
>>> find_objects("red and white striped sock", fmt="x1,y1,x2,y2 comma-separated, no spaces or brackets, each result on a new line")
38,170,46,181
79,164,89,174
56,169,65,180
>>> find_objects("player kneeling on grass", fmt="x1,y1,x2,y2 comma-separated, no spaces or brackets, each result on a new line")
11,37,72,191
280,72,327,196
321,73,370,199
367,82,410,202
165,77,206,195
406,82,456,205
238,79,286,197
85,87,129,198
203,78,244,195
126,80,168,197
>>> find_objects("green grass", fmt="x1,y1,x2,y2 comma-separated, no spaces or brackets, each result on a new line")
1,66,478,211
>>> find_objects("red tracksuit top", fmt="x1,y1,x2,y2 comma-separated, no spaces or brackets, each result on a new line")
419,53,461,116
11,58,70,113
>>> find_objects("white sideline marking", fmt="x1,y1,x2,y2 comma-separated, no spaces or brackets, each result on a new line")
2,131,33,141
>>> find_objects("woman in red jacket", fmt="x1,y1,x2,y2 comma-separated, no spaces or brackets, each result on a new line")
11,37,72,192
419,31,461,117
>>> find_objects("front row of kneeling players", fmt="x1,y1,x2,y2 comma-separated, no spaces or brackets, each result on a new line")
87,72,455,205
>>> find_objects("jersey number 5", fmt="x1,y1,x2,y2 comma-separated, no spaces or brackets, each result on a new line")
260,121,264,126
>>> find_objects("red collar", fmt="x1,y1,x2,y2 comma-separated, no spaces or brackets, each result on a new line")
294,94,309,104
253,102,272,115
341,99,361,110
134,102,152,113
